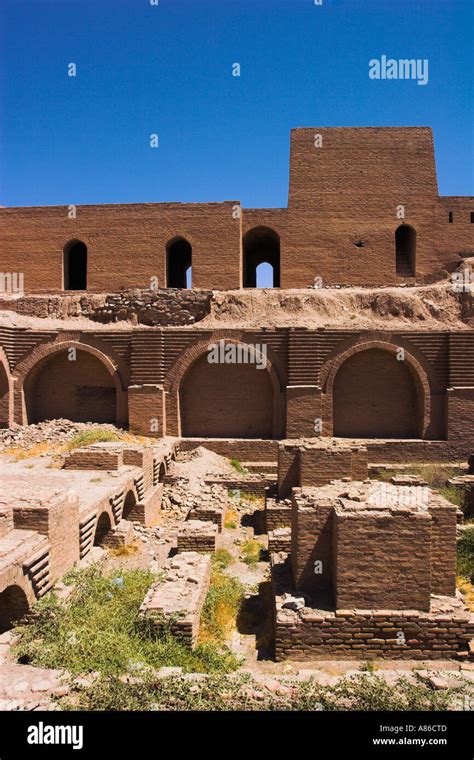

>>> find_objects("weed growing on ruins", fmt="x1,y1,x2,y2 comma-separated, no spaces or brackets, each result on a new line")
13,567,238,676
199,555,245,645
64,429,124,451
224,507,238,529
229,458,248,475
62,671,466,712
240,538,263,567
438,485,463,508
212,549,234,570
457,527,474,583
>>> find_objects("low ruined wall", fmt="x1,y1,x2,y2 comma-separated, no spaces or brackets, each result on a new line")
272,556,474,661
265,497,292,531
177,520,217,553
178,438,278,462
9,289,212,326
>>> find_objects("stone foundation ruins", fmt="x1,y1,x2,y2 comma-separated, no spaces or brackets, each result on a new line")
269,439,473,660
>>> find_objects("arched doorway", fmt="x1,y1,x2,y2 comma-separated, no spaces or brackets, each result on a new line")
0,585,29,633
180,351,274,438
333,348,420,438
395,225,416,277
166,238,192,288
243,227,280,287
122,490,137,520
0,361,9,428
64,240,88,290
94,513,112,546
24,349,117,424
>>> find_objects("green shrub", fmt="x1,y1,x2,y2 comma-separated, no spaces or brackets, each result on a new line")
63,672,466,712
65,429,123,451
229,458,248,475
240,538,263,567
457,527,474,583
14,566,237,676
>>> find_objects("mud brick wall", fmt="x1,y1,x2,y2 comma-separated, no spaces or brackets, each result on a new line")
447,388,474,444
122,448,154,493
139,553,211,649
300,446,351,487
272,555,474,661
0,507,13,539
188,504,226,531
291,491,335,595
277,443,300,498
285,127,458,286
126,484,163,526
179,439,278,462
128,385,165,438
0,202,242,292
204,476,272,496
428,501,457,596
351,447,369,480
268,528,291,553
334,508,432,611
177,522,217,553
13,493,80,579
274,608,474,662
286,386,321,438
63,448,123,470
265,497,292,530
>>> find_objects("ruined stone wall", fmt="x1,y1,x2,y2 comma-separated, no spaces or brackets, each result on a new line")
11,290,212,326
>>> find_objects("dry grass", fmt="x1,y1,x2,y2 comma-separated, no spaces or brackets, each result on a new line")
199,556,244,645
224,507,238,529
108,542,140,558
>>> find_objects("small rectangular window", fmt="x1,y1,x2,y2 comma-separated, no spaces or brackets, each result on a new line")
448,212,453,223
470,212,474,223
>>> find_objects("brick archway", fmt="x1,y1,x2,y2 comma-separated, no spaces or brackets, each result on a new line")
321,340,431,438
0,565,36,632
165,333,285,438
14,337,128,427
0,348,12,428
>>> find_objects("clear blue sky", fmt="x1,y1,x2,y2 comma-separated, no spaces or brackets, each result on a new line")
1,0,473,208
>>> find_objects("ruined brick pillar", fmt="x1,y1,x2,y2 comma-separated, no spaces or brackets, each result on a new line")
291,491,335,596
285,385,321,438
447,388,474,452
128,384,165,437
428,501,457,596
277,441,300,498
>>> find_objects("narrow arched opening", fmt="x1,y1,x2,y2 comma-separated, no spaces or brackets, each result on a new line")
122,490,137,520
395,225,416,277
0,585,29,633
94,512,112,546
167,238,192,288
243,227,280,287
0,361,9,428
64,240,87,290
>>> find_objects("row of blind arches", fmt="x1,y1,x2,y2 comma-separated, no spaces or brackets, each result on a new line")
63,225,416,290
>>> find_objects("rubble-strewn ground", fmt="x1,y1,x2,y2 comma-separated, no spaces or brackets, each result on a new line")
1,428,473,711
